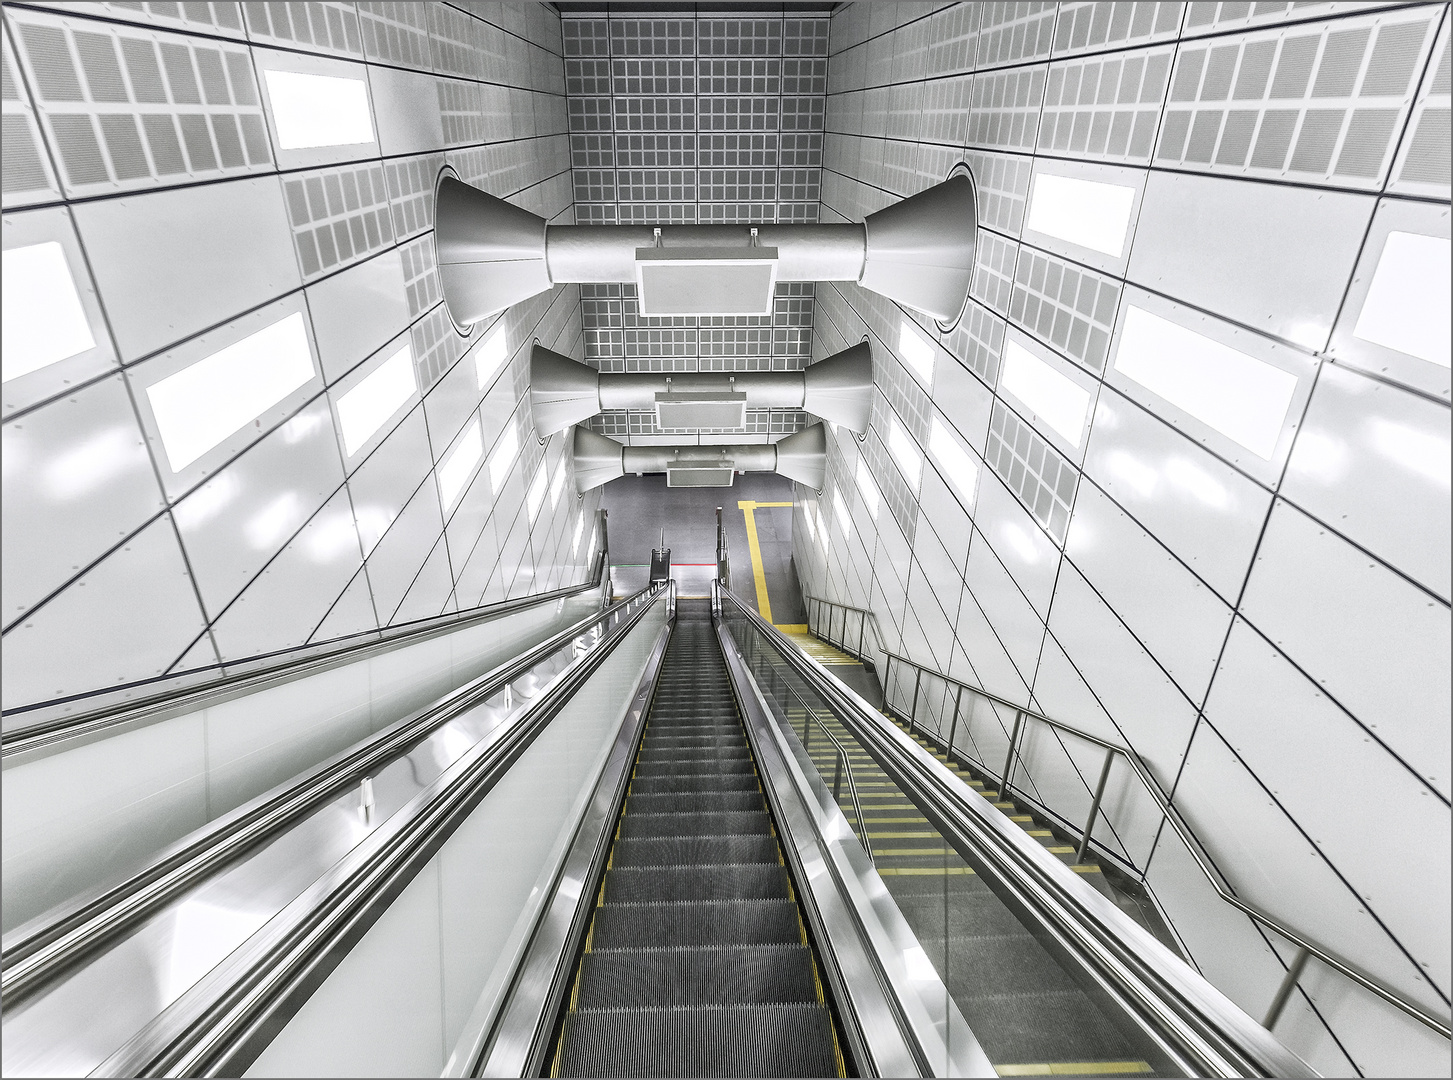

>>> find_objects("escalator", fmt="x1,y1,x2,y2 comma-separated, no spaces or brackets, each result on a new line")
551,600,843,1077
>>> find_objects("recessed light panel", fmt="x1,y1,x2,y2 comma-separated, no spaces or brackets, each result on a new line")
1114,306,1297,460
475,322,509,390
146,312,315,472
439,420,482,510
1,242,96,383
527,467,548,520
488,425,520,491
1026,174,1136,257
887,418,922,490
897,320,935,387
264,70,375,150
855,459,880,518
1353,231,1452,367
1001,341,1091,448
337,343,416,457
929,417,979,502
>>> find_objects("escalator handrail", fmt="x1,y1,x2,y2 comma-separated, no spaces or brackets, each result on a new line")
720,589,1318,1079
84,581,671,1078
0,582,653,1008
2,537,609,758
829,621,1453,1042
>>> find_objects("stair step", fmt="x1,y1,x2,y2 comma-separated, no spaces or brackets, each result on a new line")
590,899,802,949
618,810,771,839
627,791,764,814
629,774,759,795
611,834,780,867
604,863,791,903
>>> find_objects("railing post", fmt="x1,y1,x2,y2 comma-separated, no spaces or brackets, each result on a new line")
856,612,865,659
908,666,923,733
1075,748,1117,864
1000,711,1024,798
833,751,843,801
947,684,964,756
1263,947,1312,1030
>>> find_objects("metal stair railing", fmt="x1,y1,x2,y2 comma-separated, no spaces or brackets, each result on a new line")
800,593,1450,1040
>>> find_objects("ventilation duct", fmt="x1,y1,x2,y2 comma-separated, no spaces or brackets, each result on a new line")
534,342,872,436
571,423,827,492
438,175,976,326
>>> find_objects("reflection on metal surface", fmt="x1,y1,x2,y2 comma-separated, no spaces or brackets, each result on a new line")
0,587,664,1077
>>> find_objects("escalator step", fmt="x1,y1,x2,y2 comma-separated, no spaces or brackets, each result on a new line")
611,834,780,867
555,1003,838,1078
628,774,760,795
636,746,752,763
574,944,819,1007
627,792,763,814
618,810,770,839
604,864,791,902
590,899,802,948
632,759,756,777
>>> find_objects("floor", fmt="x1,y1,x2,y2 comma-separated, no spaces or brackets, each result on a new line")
598,473,805,625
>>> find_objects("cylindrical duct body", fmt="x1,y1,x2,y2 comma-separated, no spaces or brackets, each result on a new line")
545,224,867,282
597,371,804,411
572,423,826,492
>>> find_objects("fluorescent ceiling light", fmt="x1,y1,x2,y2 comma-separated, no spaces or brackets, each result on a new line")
264,69,375,150
571,512,585,556
146,311,315,472
337,342,415,457
887,418,923,490
928,417,979,502
488,425,520,491
897,321,935,386
855,459,880,518
438,420,482,510
2,241,96,382
1114,306,1297,459
1353,231,1451,367
475,322,509,390
527,466,547,521
1002,341,1091,448
1026,173,1137,257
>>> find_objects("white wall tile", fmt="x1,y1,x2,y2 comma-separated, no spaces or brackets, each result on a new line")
306,250,410,384
1129,171,1375,353
367,64,445,157
1239,500,1451,798
393,537,455,624
364,476,447,621
1,374,164,622
346,407,433,554
72,175,300,361
309,566,379,644
1281,362,1451,601
1065,480,1233,704
970,469,1061,616
963,528,1046,687
0,514,206,710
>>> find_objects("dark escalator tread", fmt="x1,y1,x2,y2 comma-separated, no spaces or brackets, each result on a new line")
605,863,791,902
632,758,757,777
628,774,760,795
618,810,771,839
610,833,780,866
627,791,764,814
555,1003,839,1078
590,899,802,949
574,944,821,1007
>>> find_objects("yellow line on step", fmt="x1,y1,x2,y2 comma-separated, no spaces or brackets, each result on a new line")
737,499,791,624
877,867,976,876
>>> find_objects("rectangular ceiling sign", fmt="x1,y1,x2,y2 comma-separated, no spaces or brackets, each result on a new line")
634,246,779,317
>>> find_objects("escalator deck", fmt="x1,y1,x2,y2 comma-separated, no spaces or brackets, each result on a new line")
551,602,846,1078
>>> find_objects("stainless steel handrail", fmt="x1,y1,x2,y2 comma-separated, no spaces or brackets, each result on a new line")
804,592,886,663
3,514,611,757
802,593,1451,1039
722,589,1318,1078
87,582,670,1077
1,584,656,1011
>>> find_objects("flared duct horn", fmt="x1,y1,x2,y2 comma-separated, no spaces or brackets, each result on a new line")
804,342,872,434
531,345,601,435
858,173,977,325
435,176,552,326
772,423,827,490
572,426,626,493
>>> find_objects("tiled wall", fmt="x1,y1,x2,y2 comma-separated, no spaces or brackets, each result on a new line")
1,1,600,716
795,3,1450,1075
559,9,829,445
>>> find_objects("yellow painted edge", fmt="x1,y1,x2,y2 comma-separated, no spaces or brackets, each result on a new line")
775,623,809,632
738,501,774,624
877,867,976,876
1071,864,1102,873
